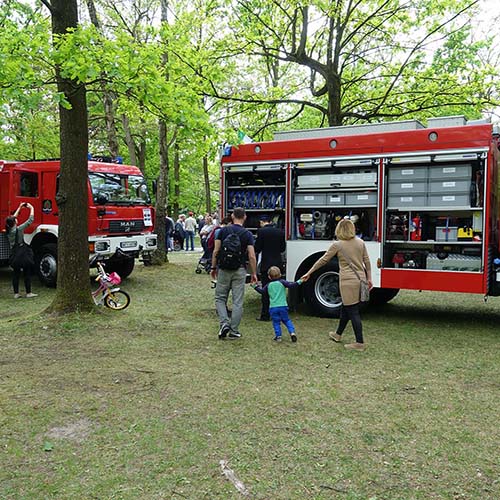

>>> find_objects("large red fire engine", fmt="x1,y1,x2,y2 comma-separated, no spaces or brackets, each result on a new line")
0,156,157,286
220,116,500,316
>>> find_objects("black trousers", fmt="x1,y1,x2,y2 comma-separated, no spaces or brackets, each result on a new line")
12,265,33,294
259,270,271,319
337,303,363,343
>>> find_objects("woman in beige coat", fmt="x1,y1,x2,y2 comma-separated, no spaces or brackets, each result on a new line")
301,218,372,351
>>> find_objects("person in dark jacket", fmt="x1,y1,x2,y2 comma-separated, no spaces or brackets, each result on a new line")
5,202,37,299
254,214,286,321
174,214,186,251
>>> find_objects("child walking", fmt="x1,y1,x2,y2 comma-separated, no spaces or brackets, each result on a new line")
252,266,302,342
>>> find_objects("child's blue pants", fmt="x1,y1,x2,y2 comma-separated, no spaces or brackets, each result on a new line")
270,306,295,337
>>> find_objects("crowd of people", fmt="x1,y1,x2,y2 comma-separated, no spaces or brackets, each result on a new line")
165,210,221,253
5,202,372,350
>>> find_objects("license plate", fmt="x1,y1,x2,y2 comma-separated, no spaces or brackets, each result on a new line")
120,241,137,249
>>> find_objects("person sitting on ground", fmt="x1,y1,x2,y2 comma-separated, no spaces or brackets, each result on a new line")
252,266,302,343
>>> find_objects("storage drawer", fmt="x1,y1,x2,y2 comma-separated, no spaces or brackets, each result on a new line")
426,253,481,272
388,166,427,181
428,193,470,207
326,193,345,206
428,179,470,194
345,192,377,205
435,226,458,241
428,164,471,179
296,172,377,189
388,181,426,195
387,194,426,208
294,193,326,206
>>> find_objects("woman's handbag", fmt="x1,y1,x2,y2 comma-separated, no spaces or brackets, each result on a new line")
9,229,35,269
338,244,370,303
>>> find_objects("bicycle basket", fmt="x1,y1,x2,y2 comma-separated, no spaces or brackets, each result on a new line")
107,272,122,285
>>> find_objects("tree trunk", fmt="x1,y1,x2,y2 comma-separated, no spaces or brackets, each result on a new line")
45,0,94,313
136,119,147,173
122,114,138,166
173,143,180,219
327,72,342,127
202,154,211,213
154,119,169,264
153,0,170,262
86,0,120,157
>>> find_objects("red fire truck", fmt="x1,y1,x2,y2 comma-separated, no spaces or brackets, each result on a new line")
0,156,157,286
220,116,500,316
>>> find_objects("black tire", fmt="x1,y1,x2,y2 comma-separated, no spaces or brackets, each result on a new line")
105,257,135,280
105,290,130,310
304,261,343,317
37,243,58,288
195,268,202,274
369,287,399,306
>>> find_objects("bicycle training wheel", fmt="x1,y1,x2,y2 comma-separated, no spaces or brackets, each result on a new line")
105,290,130,310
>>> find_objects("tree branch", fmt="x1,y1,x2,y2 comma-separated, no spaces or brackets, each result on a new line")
40,0,55,14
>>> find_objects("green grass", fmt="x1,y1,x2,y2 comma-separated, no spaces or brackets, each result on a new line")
1,252,499,499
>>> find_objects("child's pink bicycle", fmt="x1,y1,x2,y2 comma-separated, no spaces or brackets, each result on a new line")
92,261,131,310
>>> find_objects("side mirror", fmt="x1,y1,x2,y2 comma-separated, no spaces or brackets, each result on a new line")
95,193,108,205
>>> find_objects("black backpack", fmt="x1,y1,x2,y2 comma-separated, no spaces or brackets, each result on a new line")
218,228,243,270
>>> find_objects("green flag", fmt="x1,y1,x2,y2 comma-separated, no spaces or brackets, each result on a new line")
237,130,253,144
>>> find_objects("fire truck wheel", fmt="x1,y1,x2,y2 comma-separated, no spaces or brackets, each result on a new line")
37,243,58,288
106,257,135,280
369,287,400,305
304,262,343,317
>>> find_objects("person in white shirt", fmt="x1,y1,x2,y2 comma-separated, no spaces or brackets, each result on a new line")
184,211,197,251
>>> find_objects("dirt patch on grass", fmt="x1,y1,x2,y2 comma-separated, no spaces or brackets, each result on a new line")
46,417,94,442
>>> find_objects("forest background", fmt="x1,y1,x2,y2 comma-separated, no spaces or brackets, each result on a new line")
1,0,500,218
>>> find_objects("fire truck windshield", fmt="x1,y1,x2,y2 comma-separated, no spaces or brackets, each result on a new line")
89,172,151,205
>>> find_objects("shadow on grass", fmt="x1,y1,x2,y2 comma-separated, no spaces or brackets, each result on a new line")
365,298,500,329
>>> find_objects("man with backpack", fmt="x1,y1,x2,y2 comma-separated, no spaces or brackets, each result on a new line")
211,207,257,340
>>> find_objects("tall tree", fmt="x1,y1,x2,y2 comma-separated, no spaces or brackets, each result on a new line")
41,0,95,313
155,0,171,263
85,0,120,157
217,0,496,127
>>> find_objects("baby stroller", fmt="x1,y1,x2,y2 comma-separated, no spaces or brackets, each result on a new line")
195,255,212,274
195,228,215,274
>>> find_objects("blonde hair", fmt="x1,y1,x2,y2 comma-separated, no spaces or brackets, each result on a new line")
268,266,282,280
335,218,356,240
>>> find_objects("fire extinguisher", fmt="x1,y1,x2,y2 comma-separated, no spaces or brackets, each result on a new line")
410,214,422,241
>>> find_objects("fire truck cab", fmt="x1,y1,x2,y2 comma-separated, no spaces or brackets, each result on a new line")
220,116,500,317
0,157,157,286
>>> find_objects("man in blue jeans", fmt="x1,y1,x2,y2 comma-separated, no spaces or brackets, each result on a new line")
210,207,257,339
184,211,197,251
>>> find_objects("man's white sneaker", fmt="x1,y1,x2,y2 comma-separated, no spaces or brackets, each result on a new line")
26,293,38,298
14,293,21,299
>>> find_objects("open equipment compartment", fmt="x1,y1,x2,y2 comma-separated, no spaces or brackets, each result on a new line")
223,163,286,233
383,151,485,273
292,158,379,241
